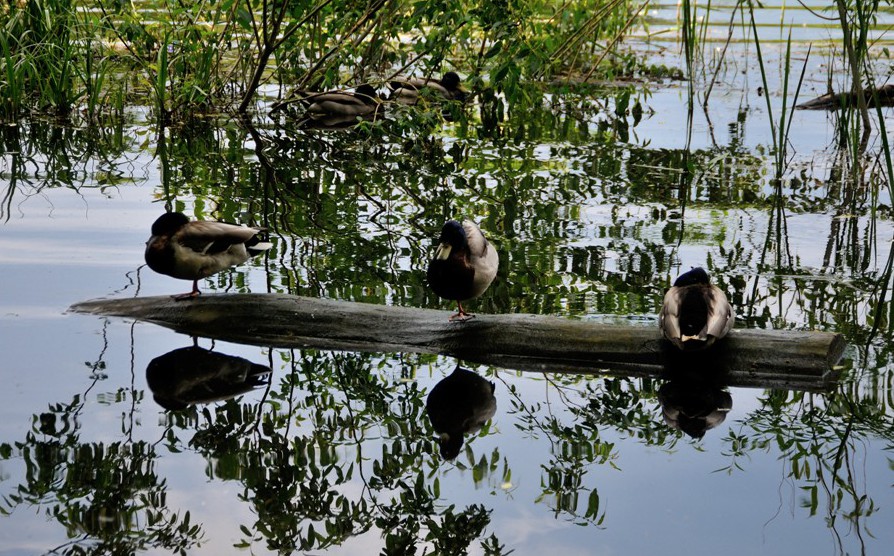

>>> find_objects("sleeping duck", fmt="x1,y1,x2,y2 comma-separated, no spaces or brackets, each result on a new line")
389,71,466,104
659,267,735,351
303,83,382,122
145,212,272,300
427,219,499,321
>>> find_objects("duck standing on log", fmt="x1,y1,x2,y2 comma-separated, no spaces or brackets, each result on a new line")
427,219,499,321
659,267,734,351
145,212,273,300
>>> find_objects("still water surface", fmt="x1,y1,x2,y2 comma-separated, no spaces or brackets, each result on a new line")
2,13,894,556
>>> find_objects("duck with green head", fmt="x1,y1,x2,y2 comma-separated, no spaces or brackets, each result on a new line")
659,267,734,351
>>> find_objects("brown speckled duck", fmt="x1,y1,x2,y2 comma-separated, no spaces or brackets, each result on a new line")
303,84,381,121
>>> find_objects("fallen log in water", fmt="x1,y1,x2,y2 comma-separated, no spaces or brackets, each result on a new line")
69,294,846,392
796,83,894,110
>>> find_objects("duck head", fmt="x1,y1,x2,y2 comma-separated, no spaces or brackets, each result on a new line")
441,72,466,101
437,432,464,460
434,220,467,260
441,72,461,89
151,212,190,236
673,267,710,287
355,84,378,102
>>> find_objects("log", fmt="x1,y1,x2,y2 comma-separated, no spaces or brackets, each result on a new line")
796,83,894,111
69,294,846,392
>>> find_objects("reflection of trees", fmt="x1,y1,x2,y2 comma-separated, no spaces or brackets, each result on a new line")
720,386,891,554
504,375,614,525
0,324,201,554
180,351,503,554
3,344,508,553
0,120,138,222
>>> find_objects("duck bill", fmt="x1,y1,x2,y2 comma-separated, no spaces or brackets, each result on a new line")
434,242,452,260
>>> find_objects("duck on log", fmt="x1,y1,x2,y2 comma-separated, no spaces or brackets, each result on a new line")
69,294,846,392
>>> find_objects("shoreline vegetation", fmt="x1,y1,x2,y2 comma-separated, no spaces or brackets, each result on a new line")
0,1,883,130
0,0,645,124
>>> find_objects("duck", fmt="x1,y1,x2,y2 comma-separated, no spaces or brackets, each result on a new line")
302,83,382,121
425,365,497,459
427,219,499,321
389,71,466,104
144,212,273,300
659,267,735,351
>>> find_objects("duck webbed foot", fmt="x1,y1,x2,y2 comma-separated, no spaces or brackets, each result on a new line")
172,281,202,301
448,302,475,322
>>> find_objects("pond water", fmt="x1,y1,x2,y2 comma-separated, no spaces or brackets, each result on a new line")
3,5,894,556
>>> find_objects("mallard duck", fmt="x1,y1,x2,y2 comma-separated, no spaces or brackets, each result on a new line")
303,83,381,121
389,71,466,104
659,267,734,351
427,219,499,321
144,212,272,300
425,365,497,459
146,345,271,411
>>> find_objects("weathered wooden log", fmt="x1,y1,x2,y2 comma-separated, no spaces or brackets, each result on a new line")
69,294,846,392
796,83,894,111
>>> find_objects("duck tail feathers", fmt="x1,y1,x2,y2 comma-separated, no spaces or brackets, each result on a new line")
247,241,273,255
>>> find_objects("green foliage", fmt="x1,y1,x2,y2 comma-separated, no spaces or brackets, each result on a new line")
0,0,647,121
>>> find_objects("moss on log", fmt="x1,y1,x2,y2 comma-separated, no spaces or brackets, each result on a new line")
69,294,846,392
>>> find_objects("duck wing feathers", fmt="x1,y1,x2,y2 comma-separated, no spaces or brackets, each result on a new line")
704,286,734,339
176,221,261,254
660,285,734,348
462,220,498,297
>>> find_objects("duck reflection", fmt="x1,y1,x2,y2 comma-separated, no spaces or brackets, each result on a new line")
426,364,497,460
146,345,271,411
657,371,733,439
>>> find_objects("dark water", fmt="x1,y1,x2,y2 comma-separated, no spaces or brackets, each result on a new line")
2,37,894,555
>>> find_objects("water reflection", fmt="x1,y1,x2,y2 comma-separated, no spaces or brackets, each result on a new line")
3,58,894,553
656,339,734,439
146,343,271,410
426,364,497,459
657,375,733,439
